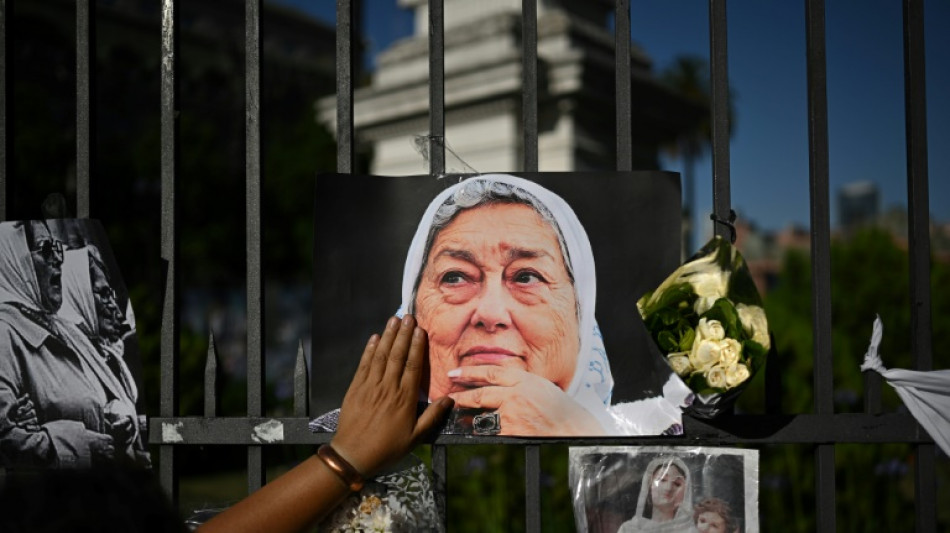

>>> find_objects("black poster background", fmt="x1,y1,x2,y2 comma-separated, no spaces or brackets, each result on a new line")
311,172,683,418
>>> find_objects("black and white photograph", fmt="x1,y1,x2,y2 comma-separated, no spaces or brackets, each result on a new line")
569,446,759,533
310,172,694,437
0,219,150,468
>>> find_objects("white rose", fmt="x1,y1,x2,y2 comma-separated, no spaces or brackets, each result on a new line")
719,338,742,366
667,352,692,376
690,338,721,372
725,363,751,388
705,365,727,389
753,330,770,350
696,318,726,341
690,270,731,300
737,303,770,350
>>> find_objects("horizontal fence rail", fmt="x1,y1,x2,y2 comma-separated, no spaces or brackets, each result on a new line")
150,413,932,447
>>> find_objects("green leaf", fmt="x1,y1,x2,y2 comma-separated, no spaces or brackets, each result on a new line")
701,298,743,339
679,327,696,351
657,307,680,327
741,339,768,371
640,282,696,318
657,330,679,352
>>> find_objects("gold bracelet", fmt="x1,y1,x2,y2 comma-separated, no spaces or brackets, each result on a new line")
316,444,364,492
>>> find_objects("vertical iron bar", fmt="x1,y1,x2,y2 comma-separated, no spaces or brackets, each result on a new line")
246,0,264,493
336,0,354,173
0,0,7,220
863,372,882,414
525,445,541,533
159,0,180,502
521,0,538,172
428,1,446,526
76,0,94,217
432,444,448,528
205,333,218,417
805,0,833,415
615,0,632,171
902,1,936,530
902,0,933,377
428,0,445,175
708,0,731,237
804,1,835,530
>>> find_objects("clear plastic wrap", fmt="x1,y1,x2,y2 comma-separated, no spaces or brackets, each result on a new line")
569,446,759,533
638,236,770,418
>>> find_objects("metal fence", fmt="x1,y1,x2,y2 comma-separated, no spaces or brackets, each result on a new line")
0,0,938,531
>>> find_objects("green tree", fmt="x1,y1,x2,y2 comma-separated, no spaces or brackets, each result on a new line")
750,227,950,531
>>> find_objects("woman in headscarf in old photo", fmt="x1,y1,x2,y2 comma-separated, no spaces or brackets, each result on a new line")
57,245,148,466
399,174,691,436
0,221,125,467
617,456,697,532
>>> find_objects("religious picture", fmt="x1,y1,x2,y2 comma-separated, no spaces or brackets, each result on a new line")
310,172,693,437
569,446,759,533
0,219,150,468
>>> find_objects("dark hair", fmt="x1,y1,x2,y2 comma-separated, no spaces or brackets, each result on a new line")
693,497,736,532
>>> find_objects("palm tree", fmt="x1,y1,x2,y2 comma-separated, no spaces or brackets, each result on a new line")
660,55,736,256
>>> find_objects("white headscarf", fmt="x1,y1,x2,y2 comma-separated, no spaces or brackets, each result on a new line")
58,247,98,335
397,174,615,420
619,456,696,533
0,223,45,310
58,246,139,404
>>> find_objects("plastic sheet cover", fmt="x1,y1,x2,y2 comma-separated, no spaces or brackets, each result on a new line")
569,446,759,533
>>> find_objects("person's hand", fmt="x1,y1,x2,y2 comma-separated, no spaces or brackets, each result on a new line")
446,366,606,436
330,315,454,478
12,394,39,429
104,400,137,446
86,430,115,459
105,413,136,446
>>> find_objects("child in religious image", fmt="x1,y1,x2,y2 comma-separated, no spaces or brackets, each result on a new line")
693,497,739,533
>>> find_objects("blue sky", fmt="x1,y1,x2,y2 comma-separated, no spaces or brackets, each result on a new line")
276,0,949,244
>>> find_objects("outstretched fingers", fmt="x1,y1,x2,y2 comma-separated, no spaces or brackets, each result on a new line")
353,333,381,385
368,316,401,381
382,315,416,383
398,325,428,390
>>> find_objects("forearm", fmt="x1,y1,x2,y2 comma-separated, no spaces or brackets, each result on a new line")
196,454,352,533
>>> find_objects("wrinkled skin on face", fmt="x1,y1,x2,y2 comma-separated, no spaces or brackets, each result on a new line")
89,259,122,342
649,464,687,521
414,203,580,399
28,221,63,313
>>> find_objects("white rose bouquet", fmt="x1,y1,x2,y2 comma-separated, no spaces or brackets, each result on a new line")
637,236,770,418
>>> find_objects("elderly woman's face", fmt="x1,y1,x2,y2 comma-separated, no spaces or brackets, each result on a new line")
415,203,579,399
28,221,64,313
650,463,687,511
90,259,122,341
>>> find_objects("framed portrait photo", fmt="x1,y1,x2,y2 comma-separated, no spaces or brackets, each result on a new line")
569,446,759,533
311,172,692,437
